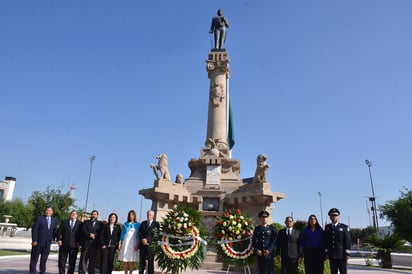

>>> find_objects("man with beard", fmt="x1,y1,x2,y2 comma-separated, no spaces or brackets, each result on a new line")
78,210,103,274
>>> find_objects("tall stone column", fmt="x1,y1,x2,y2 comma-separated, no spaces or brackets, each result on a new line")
139,49,285,271
205,51,230,155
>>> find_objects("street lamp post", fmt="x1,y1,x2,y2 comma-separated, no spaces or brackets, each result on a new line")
84,155,96,215
365,159,378,232
317,192,324,227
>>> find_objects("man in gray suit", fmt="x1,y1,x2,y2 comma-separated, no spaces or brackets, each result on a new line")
275,216,303,274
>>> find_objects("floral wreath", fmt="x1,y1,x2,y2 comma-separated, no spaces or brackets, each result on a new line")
152,206,207,274
215,209,255,267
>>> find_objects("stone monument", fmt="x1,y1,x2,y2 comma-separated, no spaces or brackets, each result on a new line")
139,10,285,270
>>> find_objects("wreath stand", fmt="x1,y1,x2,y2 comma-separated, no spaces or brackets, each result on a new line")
225,265,251,274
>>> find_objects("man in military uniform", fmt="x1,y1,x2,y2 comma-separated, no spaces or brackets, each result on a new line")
252,210,277,274
324,208,351,274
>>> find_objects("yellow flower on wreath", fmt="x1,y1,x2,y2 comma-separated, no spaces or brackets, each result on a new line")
151,206,207,274
214,209,255,267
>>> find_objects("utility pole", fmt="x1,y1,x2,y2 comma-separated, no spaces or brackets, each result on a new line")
84,155,96,216
365,159,379,232
317,192,324,227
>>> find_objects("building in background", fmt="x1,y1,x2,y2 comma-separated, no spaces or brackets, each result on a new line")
0,176,16,201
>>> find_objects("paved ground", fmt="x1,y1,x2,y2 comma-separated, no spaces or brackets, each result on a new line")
1,235,411,273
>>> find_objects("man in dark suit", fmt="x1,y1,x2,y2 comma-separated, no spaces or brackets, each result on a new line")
324,208,351,274
138,210,159,274
252,210,277,274
29,206,57,274
78,210,103,274
56,210,81,274
275,216,303,274
209,8,229,49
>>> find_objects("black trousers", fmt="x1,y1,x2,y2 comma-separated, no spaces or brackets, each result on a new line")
281,257,299,274
58,245,78,274
29,245,51,274
303,248,324,274
78,242,98,274
139,245,155,274
256,255,274,274
101,246,116,274
329,258,347,274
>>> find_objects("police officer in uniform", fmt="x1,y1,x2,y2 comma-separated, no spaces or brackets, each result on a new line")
324,208,351,274
252,210,277,274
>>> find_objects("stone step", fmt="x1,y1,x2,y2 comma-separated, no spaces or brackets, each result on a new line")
201,261,226,271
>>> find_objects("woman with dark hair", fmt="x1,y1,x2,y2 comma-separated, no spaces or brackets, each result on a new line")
118,210,140,274
100,213,121,274
300,214,325,274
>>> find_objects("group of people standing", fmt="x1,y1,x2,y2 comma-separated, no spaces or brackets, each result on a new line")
29,206,159,274
252,207,351,274
29,205,350,274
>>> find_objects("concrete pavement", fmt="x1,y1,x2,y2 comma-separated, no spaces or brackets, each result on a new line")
1,235,411,273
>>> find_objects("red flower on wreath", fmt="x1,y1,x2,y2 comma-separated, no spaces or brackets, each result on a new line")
214,209,255,267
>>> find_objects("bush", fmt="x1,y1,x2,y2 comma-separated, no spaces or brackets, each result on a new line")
112,249,139,271
273,257,331,274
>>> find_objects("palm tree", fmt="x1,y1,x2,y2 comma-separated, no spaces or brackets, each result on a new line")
365,233,405,269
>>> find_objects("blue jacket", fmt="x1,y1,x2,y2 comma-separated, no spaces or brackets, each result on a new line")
120,222,140,241
31,215,57,247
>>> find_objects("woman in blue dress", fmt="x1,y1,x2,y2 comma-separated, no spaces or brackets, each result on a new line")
301,214,325,274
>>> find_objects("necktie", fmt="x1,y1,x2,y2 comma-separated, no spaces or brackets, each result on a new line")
287,229,290,236
70,220,74,229
47,217,51,229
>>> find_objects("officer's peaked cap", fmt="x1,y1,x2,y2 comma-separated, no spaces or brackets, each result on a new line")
328,208,340,216
258,210,270,217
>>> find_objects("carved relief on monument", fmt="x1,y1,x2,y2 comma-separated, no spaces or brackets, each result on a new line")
150,153,171,182
253,154,270,183
206,61,230,78
209,82,225,106
204,138,228,157
206,62,215,71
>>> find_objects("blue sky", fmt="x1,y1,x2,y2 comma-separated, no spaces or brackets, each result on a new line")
1,1,411,229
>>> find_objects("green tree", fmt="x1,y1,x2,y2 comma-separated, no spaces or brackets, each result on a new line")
379,187,412,242
359,226,376,243
350,226,376,246
350,228,362,246
0,198,34,228
271,222,284,233
27,185,75,225
293,220,307,232
365,233,405,269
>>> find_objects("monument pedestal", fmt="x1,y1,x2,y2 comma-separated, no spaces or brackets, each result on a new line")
138,50,285,270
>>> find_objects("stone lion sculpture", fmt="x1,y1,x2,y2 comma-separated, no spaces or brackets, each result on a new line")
150,153,171,181
253,154,270,183
174,173,184,185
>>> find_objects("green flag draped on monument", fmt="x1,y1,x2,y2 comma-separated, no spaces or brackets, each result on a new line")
228,100,235,150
